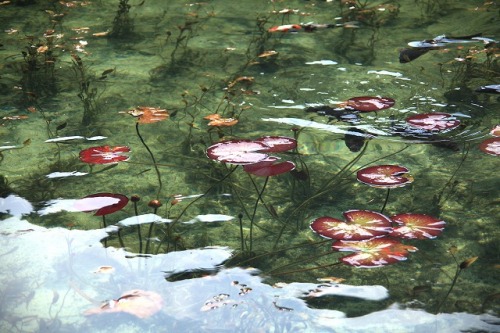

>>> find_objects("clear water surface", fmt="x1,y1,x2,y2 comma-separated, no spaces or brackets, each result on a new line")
0,1,498,332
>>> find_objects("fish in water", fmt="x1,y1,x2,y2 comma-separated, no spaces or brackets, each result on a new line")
400,33,497,63
399,47,431,63
475,84,500,94
344,127,367,152
268,24,302,33
268,22,358,33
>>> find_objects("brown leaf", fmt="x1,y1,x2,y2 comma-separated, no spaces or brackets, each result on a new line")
128,106,169,124
460,256,478,269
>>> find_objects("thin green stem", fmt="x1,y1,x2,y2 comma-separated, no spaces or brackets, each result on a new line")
136,122,162,199
435,266,462,313
380,188,391,214
265,250,336,275
154,165,239,254
249,176,269,252
144,207,158,254
133,201,143,253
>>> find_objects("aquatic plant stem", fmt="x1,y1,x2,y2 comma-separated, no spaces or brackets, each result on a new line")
435,264,461,313
249,176,269,252
436,143,469,205
266,250,337,275
154,165,239,254
238,213,245,252
380,188,391,214
133,200,143,253
273,144,369,249
101,215,108,247
144,207,158,254
435,254,477,313
136,122,162,199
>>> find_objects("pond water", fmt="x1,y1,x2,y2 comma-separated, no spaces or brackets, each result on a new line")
0,1,499,332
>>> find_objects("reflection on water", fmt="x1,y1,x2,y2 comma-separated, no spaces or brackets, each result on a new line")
0,0,498,332
1,217,498,332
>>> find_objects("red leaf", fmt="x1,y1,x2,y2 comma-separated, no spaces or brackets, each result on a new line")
479,137,500,156
406,112,460,132
356,165,413,188
76,193,129,216
332,238,418,267
79,145,130,164
243,158,295,177
254,136,297,153
389,213,445,239
310,210,393,241
206,139,269,165
345,96,395,112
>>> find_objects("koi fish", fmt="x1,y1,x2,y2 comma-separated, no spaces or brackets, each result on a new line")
268,21,358,33
268,24,302,33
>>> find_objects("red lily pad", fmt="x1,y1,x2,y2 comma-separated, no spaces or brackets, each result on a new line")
479,137,500,156
206,139,269,165
332,238,418,267
345,96,395,112
310,209,393,241
76,193,129,216
490,125,500,137
357,165,413,188
243,157,296,177
389,213,445,239
254,136,297,153
79,145,130,164
406,112,460,132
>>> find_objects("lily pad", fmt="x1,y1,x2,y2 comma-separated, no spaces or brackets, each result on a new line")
310,210,393,241
356,165,413,188
332,238,418,268
390,213,445,239
206,139,269,165
79,145,130,164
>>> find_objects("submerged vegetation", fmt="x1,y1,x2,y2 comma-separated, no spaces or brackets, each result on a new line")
0,0,498,331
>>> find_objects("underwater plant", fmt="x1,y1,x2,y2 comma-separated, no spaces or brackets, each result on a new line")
127,106,170,199
206,136,297,252
109,0,134,39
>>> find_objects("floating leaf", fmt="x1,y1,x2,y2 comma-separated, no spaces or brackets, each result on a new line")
332,238,418,268
390,213,446,239
310,210,393,241
206,139,269,165
406,112,460,132
76,193,129,216
356,165,413,188
243,157,295,177
254,136,297,153
79,145,130,164
128,106,169,124
344,96,395,112
479,137,500,156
